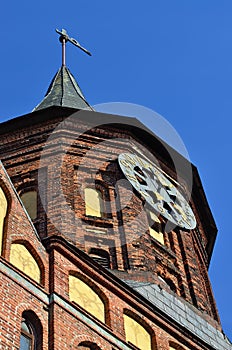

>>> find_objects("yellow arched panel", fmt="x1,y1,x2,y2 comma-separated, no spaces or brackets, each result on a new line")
123,314,152,350
10,244,40,283
20,191,37,220
0,187,8,254
84,188,102,217
69,275,105,323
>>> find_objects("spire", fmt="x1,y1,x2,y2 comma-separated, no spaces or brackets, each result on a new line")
33,29,93,112
33,66,92,111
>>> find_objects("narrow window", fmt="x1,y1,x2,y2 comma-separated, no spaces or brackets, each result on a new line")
20,320,34,350
20,191,37,220
123,314,152,350
20,311,42,350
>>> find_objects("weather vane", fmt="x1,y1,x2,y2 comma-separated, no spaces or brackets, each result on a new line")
56,28,91,66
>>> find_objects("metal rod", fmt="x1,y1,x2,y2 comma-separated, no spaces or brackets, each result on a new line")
62,38,66,66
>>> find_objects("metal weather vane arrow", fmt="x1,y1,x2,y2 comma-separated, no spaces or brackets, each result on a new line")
56,28,92,66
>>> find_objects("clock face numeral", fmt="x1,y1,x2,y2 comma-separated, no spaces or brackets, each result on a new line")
118,152,196,230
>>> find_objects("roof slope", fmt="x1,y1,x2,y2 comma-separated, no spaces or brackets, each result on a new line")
33,66,92,111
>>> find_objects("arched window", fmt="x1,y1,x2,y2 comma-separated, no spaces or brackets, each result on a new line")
20,319,35,350
123,313,152,350
69,275,105,323
147,210,164,245
89,248,110,268
0,187,8,254
78,341,101,349
20,191,37,220
84,188,102,217
10,243,41,283
20,311,42,350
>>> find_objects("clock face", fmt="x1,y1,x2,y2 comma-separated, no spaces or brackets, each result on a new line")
118,152,196,230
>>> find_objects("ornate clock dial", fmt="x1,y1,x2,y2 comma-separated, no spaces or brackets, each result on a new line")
118,152,196,230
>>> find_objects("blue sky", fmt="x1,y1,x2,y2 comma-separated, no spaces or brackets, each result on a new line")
1,0,232,339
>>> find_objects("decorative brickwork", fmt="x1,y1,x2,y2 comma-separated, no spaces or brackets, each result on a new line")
0,104,230,349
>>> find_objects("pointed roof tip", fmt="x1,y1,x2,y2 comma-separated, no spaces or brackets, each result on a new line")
33,66,94,112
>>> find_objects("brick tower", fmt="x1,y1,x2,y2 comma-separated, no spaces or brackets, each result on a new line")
0,33,231,350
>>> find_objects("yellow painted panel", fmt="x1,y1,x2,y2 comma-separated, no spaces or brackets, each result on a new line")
10,244,40,283
84,188,101,217
148,211,164,244
149,227,164,244
20,191,37,220
123,314,151,350
69,275,105,323
0,187,7,254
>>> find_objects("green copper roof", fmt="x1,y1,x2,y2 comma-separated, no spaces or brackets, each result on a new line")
33,66,93,111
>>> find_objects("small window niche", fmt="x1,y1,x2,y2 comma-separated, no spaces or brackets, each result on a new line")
147,210,164,245
84,188,102,218
20,191,37,221
89,248,110,268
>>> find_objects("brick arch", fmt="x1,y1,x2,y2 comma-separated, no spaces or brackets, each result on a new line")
10,239,45,285
17,182,37,195
69,271,110,326
70,334,110,350
21,309,43,350
78,341,102,349
15,303,47,325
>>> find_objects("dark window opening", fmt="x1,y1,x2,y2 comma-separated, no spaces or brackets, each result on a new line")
89,248,110,268
20,311,43,350
78,341,101,349
20,320,34,350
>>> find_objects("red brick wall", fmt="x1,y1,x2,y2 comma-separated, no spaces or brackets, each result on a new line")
0,109,221,349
